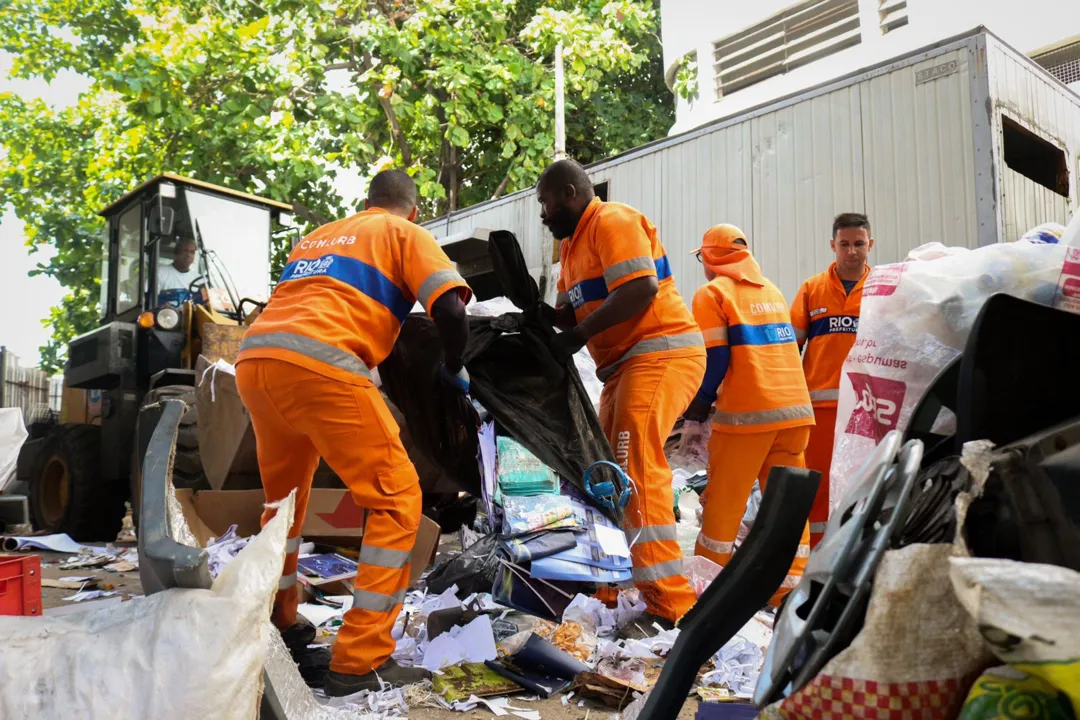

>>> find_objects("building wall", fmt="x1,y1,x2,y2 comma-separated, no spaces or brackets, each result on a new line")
427,39,995,305
662,0,1080,134
987,36,1080,242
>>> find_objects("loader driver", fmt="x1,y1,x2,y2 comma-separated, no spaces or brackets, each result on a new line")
684,224,814,608
538,159,705,627
791,213,874,548
236,170,472,696
157,237,200,291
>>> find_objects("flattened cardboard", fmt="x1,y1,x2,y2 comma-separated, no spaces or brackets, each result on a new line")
194,356,261,491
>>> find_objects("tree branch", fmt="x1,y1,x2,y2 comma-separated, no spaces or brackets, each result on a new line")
358,50,412,167
491,171,513,200
291,200,331,226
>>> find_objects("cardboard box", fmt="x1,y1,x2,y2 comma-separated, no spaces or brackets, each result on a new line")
175,487,440,585
195,356,261,491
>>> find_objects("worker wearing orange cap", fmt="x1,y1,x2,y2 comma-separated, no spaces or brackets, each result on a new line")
235,170,472,695
537,159,705,626
791,213,874,547
685,224,814,607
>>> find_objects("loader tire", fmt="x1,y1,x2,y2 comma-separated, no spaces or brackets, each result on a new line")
29,424,127,542
130,385,209,531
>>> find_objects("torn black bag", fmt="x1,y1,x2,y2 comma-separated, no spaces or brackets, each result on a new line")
378,230,620,524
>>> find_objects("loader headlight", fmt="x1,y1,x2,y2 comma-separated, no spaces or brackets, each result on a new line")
156,307,180,330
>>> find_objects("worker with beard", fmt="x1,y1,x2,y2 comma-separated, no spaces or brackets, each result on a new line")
537,159,705,626
684,224,814,607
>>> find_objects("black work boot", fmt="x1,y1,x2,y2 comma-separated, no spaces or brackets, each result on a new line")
323,660,432,697
281,617,331,688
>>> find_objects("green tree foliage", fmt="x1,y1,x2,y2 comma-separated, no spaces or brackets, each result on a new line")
0,0,673,371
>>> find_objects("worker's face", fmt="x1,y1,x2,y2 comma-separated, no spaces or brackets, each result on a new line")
174,242,197,273
537,184,584,240
831,228,872,275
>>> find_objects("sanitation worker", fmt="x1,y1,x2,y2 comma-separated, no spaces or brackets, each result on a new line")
235,170,471,695
790,213,874,547
537,159,705,626
684,224,814,607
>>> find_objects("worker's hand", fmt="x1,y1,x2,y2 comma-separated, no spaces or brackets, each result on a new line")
551,326,588,364
683,394,713,423
439,362,470,395
554,304,577,331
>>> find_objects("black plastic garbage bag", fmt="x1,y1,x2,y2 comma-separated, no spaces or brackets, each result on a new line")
380,229,620,524
425,533,501,596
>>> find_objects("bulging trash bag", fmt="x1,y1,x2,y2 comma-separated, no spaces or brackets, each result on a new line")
829,239,1070,508
0,492,295,720
381,230,620,524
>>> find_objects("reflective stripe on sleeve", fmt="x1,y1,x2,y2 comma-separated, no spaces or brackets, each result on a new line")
241,332,372,379
597,331,704,381
359,544,411,570
352,588,407,613
278,574,298,591
702,327,728,345
284,536,303,554
418,268,466,310
603,256,656,285
712,403,814,427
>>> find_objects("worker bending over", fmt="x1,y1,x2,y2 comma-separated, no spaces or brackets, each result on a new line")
791,213,874,547
236,170,471,696
538,159,705,625
685,224,813,607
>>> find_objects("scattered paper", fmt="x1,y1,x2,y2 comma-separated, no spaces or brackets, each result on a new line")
299,602,347,628
64,589,118,602
594,526,631,559
421,615,497,671
2,533,84,554
42,578,98,590
206,525,251,578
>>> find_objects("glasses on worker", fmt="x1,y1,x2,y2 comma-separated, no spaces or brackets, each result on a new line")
695,253,704,264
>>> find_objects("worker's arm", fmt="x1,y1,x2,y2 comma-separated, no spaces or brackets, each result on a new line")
791,283,809,351
685,285,730,422
577,276,658,339
553,291,576,330
431,291,469,373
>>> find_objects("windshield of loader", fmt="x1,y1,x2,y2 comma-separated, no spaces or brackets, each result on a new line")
180,188,272,304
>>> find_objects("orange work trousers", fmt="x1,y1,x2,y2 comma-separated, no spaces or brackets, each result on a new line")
696,426,811,607
599,352,705,622
804,405,837,548
236,358,421,677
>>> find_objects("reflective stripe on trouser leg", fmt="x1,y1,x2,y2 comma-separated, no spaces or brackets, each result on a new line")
294,380,422,677
805,405,838,549
235,359,322,633
601,353,705,622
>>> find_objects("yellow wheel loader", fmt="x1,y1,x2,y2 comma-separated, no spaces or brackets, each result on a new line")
15,174,296,540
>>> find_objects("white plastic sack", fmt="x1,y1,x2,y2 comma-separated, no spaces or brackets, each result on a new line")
0,407,28,493
0,493,294,720
830,239,1068,507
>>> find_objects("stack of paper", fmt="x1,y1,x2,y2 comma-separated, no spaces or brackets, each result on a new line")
496,436,559,497
529,497,633,583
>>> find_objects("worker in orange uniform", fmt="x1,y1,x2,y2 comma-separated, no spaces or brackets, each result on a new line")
684,224,814,607
235,170,472,696
790,213,874,548
537,159,705,626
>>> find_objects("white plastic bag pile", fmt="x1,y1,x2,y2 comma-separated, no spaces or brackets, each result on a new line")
830,236,1075,506
0,494,296,720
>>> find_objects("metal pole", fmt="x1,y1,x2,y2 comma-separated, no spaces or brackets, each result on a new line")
554,42,566,161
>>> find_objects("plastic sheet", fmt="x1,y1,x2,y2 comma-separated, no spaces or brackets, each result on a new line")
0,492,295,720
830,239,1070,507
0,407,27,493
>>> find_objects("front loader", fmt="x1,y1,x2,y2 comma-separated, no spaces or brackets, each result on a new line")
16,174,296,540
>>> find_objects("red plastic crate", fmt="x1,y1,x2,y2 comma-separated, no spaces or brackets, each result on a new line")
0,554,42,616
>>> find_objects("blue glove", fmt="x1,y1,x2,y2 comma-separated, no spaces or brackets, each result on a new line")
439,363,470,395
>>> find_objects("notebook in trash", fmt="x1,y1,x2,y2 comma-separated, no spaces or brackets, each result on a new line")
496,435,560,497
296,553,359,586
485,633,591,698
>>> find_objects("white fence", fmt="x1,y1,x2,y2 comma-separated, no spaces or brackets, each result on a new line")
0,347,58,424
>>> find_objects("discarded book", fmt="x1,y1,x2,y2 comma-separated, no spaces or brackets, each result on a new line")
296,553,358,586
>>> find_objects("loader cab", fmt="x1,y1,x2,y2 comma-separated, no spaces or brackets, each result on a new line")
18,175,293,542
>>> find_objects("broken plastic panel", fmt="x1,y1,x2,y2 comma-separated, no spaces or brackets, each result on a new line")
754,433,924,707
